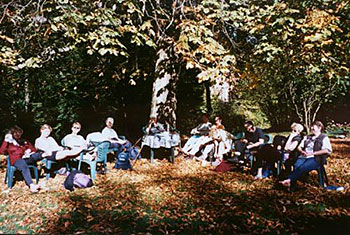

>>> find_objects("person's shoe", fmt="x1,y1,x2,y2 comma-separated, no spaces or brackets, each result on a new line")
30,184,40,193
254,175,263,180
211,159,222,167
201,160,209,167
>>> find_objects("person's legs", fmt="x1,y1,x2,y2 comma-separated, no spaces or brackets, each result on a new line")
25,152,43,165
55,148,84,160
188,136,212,156
289,158,319,183
234,141,246,156
182,136,200,153
196,143,214,161
13,159,33,186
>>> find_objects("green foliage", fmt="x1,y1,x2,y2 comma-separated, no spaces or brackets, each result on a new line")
211,98,271,133
229,0,350,128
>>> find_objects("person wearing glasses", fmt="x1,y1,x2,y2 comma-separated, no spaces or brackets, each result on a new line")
253,123,304,179
35,124,84,161
62,122,87,151
281,123,304,177
280,121,332,190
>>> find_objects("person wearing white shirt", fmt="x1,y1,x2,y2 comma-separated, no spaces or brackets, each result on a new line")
102,117,131,151
62,122,87,150
280,121,332,190
35,124,84,161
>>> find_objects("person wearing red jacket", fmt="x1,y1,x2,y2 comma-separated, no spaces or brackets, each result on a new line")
0,126,42,193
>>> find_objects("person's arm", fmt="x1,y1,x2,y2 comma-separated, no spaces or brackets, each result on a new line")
297,138,307,156
284,134,300,152
190,123,201,135
309,136,332,156
247,128,264,149
0,140,9,154
247,138,264,149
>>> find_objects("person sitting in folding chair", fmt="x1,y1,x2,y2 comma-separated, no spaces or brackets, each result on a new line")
194,115,233,166
181,113,212,158
279,123,304,178
62,122,87,153
35,124,84,161
234,120,265,164
142,116,180,163
1,126,42,193
280,121,332,191
102,117,131,152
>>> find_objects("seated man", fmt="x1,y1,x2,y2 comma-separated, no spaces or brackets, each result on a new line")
62,122,87,151
280,121,332,190
102,117,131,152
234,120,265,162
182,113,212,157
142,116,180,150
1,126,42,193
35,124,84,161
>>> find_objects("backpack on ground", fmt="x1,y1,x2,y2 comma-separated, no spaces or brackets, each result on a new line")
64,170,93,191
114,151,132,170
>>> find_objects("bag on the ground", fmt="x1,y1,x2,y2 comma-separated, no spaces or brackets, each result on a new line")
212,161,232,172
129,146,141,160
64,170,93,191
114,151,132,170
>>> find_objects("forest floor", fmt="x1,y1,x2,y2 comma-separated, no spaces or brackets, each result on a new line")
0,139,350,234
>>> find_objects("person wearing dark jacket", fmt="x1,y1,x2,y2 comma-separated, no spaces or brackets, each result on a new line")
280,121,332,190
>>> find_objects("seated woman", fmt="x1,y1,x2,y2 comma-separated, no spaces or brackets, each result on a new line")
182,113,212,157
281,123,304,177
195,116,233,165
279,121,332,190
35,124,84,161
254,123,304,179
142,116,180,149
0,126,42,193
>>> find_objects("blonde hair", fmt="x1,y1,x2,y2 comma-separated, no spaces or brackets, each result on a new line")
40,124,52,132
291,123,304,132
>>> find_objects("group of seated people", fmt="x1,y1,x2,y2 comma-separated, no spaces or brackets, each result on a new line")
181,116,332,191
181,114,233,166
1,112,333,193
0,117,131,193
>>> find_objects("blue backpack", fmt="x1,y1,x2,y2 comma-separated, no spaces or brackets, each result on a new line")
129,146,141,160
114,151,132,170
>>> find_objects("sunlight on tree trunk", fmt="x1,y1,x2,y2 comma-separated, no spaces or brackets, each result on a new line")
150,45,178,127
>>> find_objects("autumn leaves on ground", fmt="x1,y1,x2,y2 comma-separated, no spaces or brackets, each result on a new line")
1,139,350,234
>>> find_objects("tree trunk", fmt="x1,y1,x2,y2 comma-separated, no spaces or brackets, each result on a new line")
205,81,212,114
150,45,178,128
24,77,30,112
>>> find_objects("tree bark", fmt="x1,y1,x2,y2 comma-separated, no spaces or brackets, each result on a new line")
205,81,212,114
150,44,178,128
